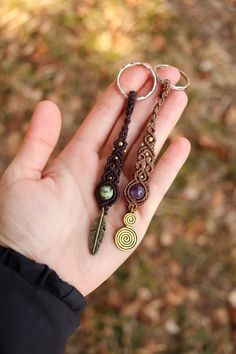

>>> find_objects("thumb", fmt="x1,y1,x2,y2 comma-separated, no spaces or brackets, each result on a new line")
8,100,62,179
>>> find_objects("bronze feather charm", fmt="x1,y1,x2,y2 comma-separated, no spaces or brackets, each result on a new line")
89,207,106,254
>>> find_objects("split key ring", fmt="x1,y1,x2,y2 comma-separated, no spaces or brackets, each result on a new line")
116,61,190,100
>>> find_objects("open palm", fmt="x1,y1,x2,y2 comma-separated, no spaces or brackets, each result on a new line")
0,66,190,296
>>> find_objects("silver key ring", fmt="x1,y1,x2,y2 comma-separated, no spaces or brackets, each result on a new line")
155,64,190,91
116,62,157,101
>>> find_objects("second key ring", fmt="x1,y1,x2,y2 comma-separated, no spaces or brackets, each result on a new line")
155,64,190,91
116,62,157,101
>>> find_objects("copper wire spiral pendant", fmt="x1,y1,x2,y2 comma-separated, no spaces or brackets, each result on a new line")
115,213,137,251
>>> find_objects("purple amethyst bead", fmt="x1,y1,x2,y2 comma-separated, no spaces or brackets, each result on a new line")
129,183,145,200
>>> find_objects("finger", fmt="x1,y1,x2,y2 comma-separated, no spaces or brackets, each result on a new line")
7,101,62,179
123,88,188,179
100,66,181,158
70,65,152,153
140,137,191,226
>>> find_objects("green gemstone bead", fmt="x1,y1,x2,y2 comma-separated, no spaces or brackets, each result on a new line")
100,185,114,200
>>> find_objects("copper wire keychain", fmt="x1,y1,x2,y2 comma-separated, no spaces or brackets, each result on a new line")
114,64,190,251
89,62,157,254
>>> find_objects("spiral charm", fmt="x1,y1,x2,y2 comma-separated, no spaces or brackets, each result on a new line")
115,227,137,251
124,213,136,226
114,212,137,251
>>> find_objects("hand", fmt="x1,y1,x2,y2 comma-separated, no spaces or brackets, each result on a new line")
0,66,190,296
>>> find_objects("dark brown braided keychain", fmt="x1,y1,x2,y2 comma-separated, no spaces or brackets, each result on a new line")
114,64,190,251
89,62,157,254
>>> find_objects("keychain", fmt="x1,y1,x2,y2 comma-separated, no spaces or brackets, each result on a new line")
114,64,190,251
89,62,157,254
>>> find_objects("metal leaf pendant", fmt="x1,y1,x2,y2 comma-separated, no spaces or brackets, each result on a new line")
89,207,106,254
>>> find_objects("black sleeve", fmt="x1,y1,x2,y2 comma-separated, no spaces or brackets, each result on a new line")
0,246,86,354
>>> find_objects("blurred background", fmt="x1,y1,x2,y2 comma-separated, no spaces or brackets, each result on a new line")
0,0,235,353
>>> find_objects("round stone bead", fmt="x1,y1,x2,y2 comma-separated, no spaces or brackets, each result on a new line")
129,183,145,200
100,185,114,200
